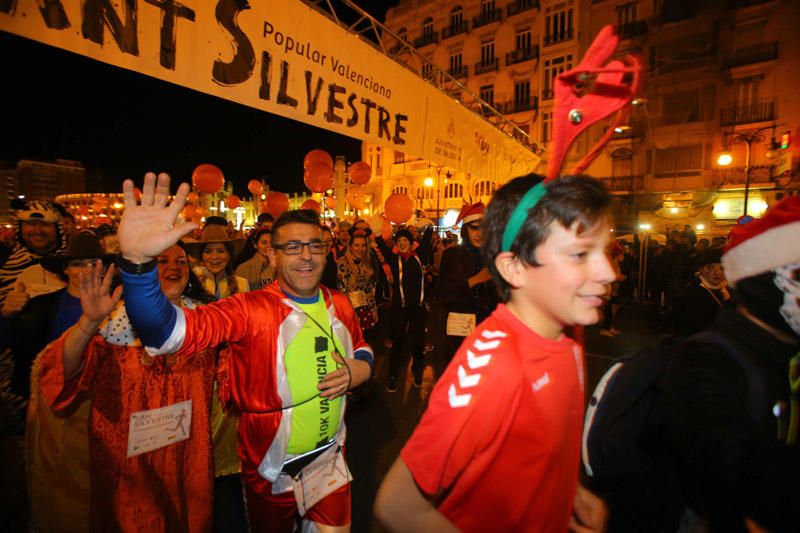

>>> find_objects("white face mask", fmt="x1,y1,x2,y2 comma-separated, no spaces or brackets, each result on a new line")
773,261,800,336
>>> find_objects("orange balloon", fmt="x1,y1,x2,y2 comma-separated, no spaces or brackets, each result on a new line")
183,204,197,219
225,195,241,209
194,207,206,218
303,149,333,169
301,199,321,213
324,196,337,209
192,164,224,193
348,161,371,185
304,162,334,193
266,192,290,217
247,179,263,196
385,193,414,224
346,185,367,210
186,191,199,204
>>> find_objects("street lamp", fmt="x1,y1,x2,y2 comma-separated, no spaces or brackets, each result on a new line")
717,124,780,216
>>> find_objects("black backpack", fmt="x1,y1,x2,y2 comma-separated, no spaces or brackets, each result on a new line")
582,330,766,493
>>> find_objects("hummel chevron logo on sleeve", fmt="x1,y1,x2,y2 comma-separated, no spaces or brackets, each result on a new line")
473,339,501,351
467,349,491,369
457,365,481,388
481,330,508,339
448,384,472,408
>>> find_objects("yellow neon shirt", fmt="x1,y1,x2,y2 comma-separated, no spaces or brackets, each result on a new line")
285,292,345,453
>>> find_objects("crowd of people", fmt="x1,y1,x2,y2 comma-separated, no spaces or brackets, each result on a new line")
0,173,797,532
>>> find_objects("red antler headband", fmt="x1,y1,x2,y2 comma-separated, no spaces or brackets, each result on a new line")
501,25,642,252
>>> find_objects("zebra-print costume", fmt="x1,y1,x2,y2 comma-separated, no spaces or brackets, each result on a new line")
1,200,66,453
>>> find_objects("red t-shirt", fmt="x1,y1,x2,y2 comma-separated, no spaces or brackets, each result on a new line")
401,304,585,532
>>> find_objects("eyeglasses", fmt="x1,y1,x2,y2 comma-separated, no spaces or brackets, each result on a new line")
272,241,328,255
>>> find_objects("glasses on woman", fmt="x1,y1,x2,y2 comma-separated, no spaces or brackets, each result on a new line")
272,241,328,255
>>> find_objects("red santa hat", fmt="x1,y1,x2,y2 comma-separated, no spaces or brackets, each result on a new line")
455,202,485,225
722,196,800,286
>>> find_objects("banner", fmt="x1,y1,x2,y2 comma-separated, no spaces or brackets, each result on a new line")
0,0,540,180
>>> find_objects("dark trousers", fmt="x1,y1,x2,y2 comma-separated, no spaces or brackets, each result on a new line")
388,305,427,379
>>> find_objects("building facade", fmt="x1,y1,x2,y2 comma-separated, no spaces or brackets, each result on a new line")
363,0,799,235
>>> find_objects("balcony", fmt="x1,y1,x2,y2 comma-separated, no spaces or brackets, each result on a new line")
544,28,574,46
720,100,775,126
542,87,554,100
496,96,538,114
712,165,774,187
507,0,539,17
725,41,778,69
448,65,468,79
473,8,502,29
442,21,468,39
597,175,644,193
506,45,540,66
615,20,648,39
413,31,438,48
475,57,499,75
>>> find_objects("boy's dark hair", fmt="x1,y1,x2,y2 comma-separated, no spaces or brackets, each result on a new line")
257,212,275,226
482,174,611,302
272,210,322,243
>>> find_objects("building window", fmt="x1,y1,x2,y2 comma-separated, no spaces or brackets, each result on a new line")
450,6,463,28
421,62,434,79
542,111,553,143
422,17,434,38
654,144,703,178
514,80,531,109
481,0,496,17
662,90,703,125
395,151,406,164
449,51,463,75
516,28,532,52
545,1,574,45
416,186,435,200
616,2,636,26
480,84,494,107
444,182,464,199
543,54,572,99
481,40,495,65
474,180,496,197
733,76,761,108
611,148,633,177
392,185,409,195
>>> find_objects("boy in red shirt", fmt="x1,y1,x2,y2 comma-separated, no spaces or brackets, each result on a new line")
374,174,613,532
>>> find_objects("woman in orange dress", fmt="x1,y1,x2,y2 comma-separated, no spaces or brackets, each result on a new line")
38,244,227,532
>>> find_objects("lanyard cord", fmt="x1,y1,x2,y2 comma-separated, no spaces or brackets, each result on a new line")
243,299,352,414
787,353,800,445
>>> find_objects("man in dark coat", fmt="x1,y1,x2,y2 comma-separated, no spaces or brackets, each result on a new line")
438,203,498,359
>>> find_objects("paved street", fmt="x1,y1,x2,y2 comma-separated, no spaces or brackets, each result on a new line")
345,299,663,532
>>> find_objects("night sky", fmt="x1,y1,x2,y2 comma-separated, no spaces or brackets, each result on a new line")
0,1,399,197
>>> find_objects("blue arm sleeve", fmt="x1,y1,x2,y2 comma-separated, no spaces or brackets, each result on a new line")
120,268,177,348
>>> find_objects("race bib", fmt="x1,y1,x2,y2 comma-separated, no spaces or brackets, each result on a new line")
446,312,476,336
127,399,192,457
291,445,352,516
348,290,367,308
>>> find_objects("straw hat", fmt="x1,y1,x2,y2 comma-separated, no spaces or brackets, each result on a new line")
183,224,246,261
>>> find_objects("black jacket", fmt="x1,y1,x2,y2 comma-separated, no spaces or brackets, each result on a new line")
438,244,497,325
377,227,432,310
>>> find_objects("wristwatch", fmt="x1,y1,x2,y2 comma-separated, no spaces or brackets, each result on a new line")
116,256,158,274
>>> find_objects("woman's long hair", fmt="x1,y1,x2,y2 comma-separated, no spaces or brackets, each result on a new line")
201,241,241,296
343,234,374,279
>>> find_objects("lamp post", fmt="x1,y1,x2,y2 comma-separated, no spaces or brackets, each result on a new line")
717,124,779,216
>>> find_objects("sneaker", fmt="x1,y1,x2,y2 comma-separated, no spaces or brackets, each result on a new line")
386,376,398,392
412,368,423,387
599,329,615,337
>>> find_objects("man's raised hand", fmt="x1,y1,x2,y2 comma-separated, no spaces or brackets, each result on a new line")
119,172,198,263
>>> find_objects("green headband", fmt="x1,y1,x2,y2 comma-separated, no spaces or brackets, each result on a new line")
501,182,547,252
